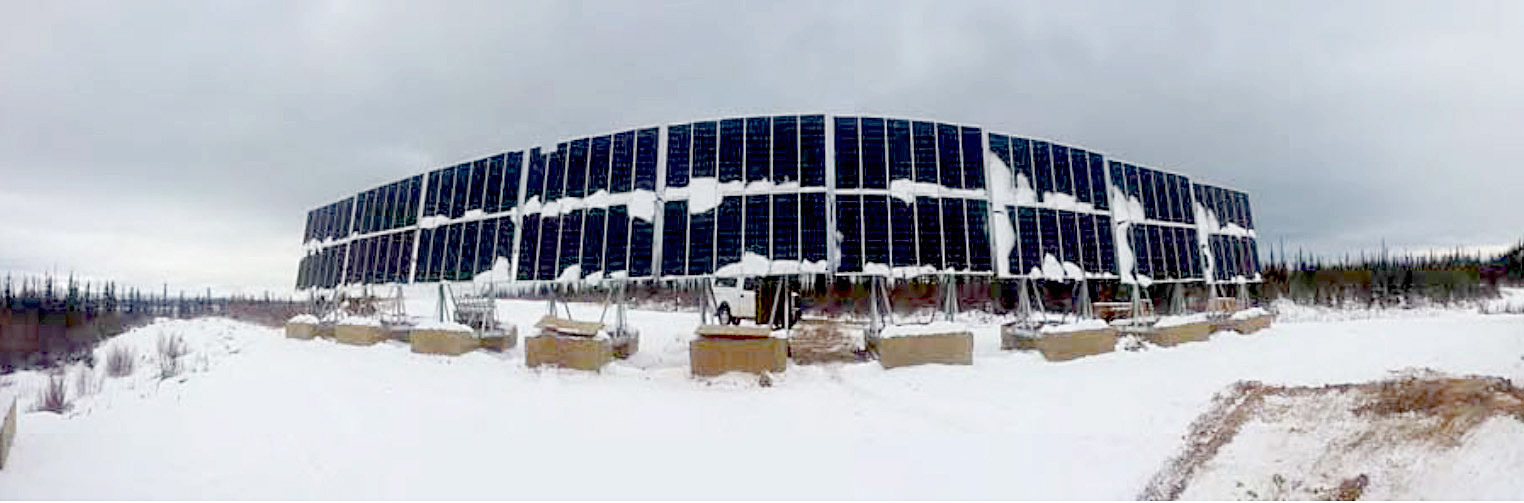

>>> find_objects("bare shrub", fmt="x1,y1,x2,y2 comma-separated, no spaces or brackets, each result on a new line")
157,332,188,379
105,344,136,378
35,372,69,414
73,365,98,397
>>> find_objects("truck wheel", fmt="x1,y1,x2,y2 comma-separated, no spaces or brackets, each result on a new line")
716,304,733,326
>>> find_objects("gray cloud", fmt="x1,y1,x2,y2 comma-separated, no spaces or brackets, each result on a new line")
2,0,1519,294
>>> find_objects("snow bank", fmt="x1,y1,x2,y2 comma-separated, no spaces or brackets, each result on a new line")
413,319,474,332
5,302,1524,500
287,314,319,325
336,316,381,327
1228,307,1269,321
1038,319,1111,334
1155,313,1209,327
879,321,970,338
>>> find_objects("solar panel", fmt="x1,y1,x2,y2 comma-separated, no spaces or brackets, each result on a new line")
891,198,916,267
800,115,827,187
666,125,691,189
960,126,985,190
836,194,863,272
940,198,967,270
966,200,993,272
606,205,630,274
888,119,913,181
718,119,743,183
588,135,610,195
568,138,590,198
864,195,890,266
861,118,888,189
688,208,715,275
1052,144,1072,196
516,216,538,281
917,196,943,269
630,215,654,277
936,123,961,189
1070,148,1090,204
834,117,859,189
746,117,770,183
716,196,742,269
612,131,635,193
635,128,659,191
745,194,770,257
800,192,828,263
913,121,937,184
662,201,688,275
558,210,583,277
1033,141,1053,200
771,116,798,185
581,209,605,277
772,194,799,261
1058,210,1079,268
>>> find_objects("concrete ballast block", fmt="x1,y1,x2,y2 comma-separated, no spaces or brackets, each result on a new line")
411,329,479,355
876,332,973,369
526,335,613,371
284,322,317,340
333,325,388,346
1004,326,1120,362
689,336,787,377
1142,322,1213,347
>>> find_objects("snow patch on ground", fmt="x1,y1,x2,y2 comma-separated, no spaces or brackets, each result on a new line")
2,302,1524,499
879,321,970,338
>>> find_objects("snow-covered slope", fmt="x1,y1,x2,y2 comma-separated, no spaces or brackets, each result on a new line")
0,303,1521,499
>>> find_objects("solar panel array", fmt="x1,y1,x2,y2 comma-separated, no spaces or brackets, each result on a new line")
987,133,1117,280
301,197,353,243
1194,183,1260,283
834,117,993,275
515,127,660,283
654,116,831,278
295,115,1262,290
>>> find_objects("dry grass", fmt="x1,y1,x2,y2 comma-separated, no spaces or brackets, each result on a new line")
104,344,136,378
156,332,188,379
72,365,98,397
1352,374,1524,446
35,372,69,414
1139,372,1524,500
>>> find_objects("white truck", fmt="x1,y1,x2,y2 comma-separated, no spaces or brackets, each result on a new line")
712,277,801,328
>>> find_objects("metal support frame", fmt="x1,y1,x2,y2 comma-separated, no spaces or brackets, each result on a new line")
1169,282,1186,315
1076,279,1093,319
939,275,958,322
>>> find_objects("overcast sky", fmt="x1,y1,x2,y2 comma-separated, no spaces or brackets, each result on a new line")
2,0,1520,295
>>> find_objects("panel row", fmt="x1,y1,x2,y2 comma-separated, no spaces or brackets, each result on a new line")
354,175,422,236
1110,162,1196,225
1127,224,1203,281
523,128,658,207
422,151,525,220
413,217,516,283
837,195,993,273
1194,183,1255,230
1009,207,1117,278
515,207,654,281
302,198,353,243
665,116,827,189
295,244,348,289
659,194,831,277
834,117,986,191
989,134,1110,210
1209,235,1260,281
338,230,416,285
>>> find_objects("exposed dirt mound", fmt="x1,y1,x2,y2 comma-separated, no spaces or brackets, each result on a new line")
1141,371,1524,500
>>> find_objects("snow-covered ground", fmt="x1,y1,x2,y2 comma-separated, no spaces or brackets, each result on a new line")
1,296,1523,499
